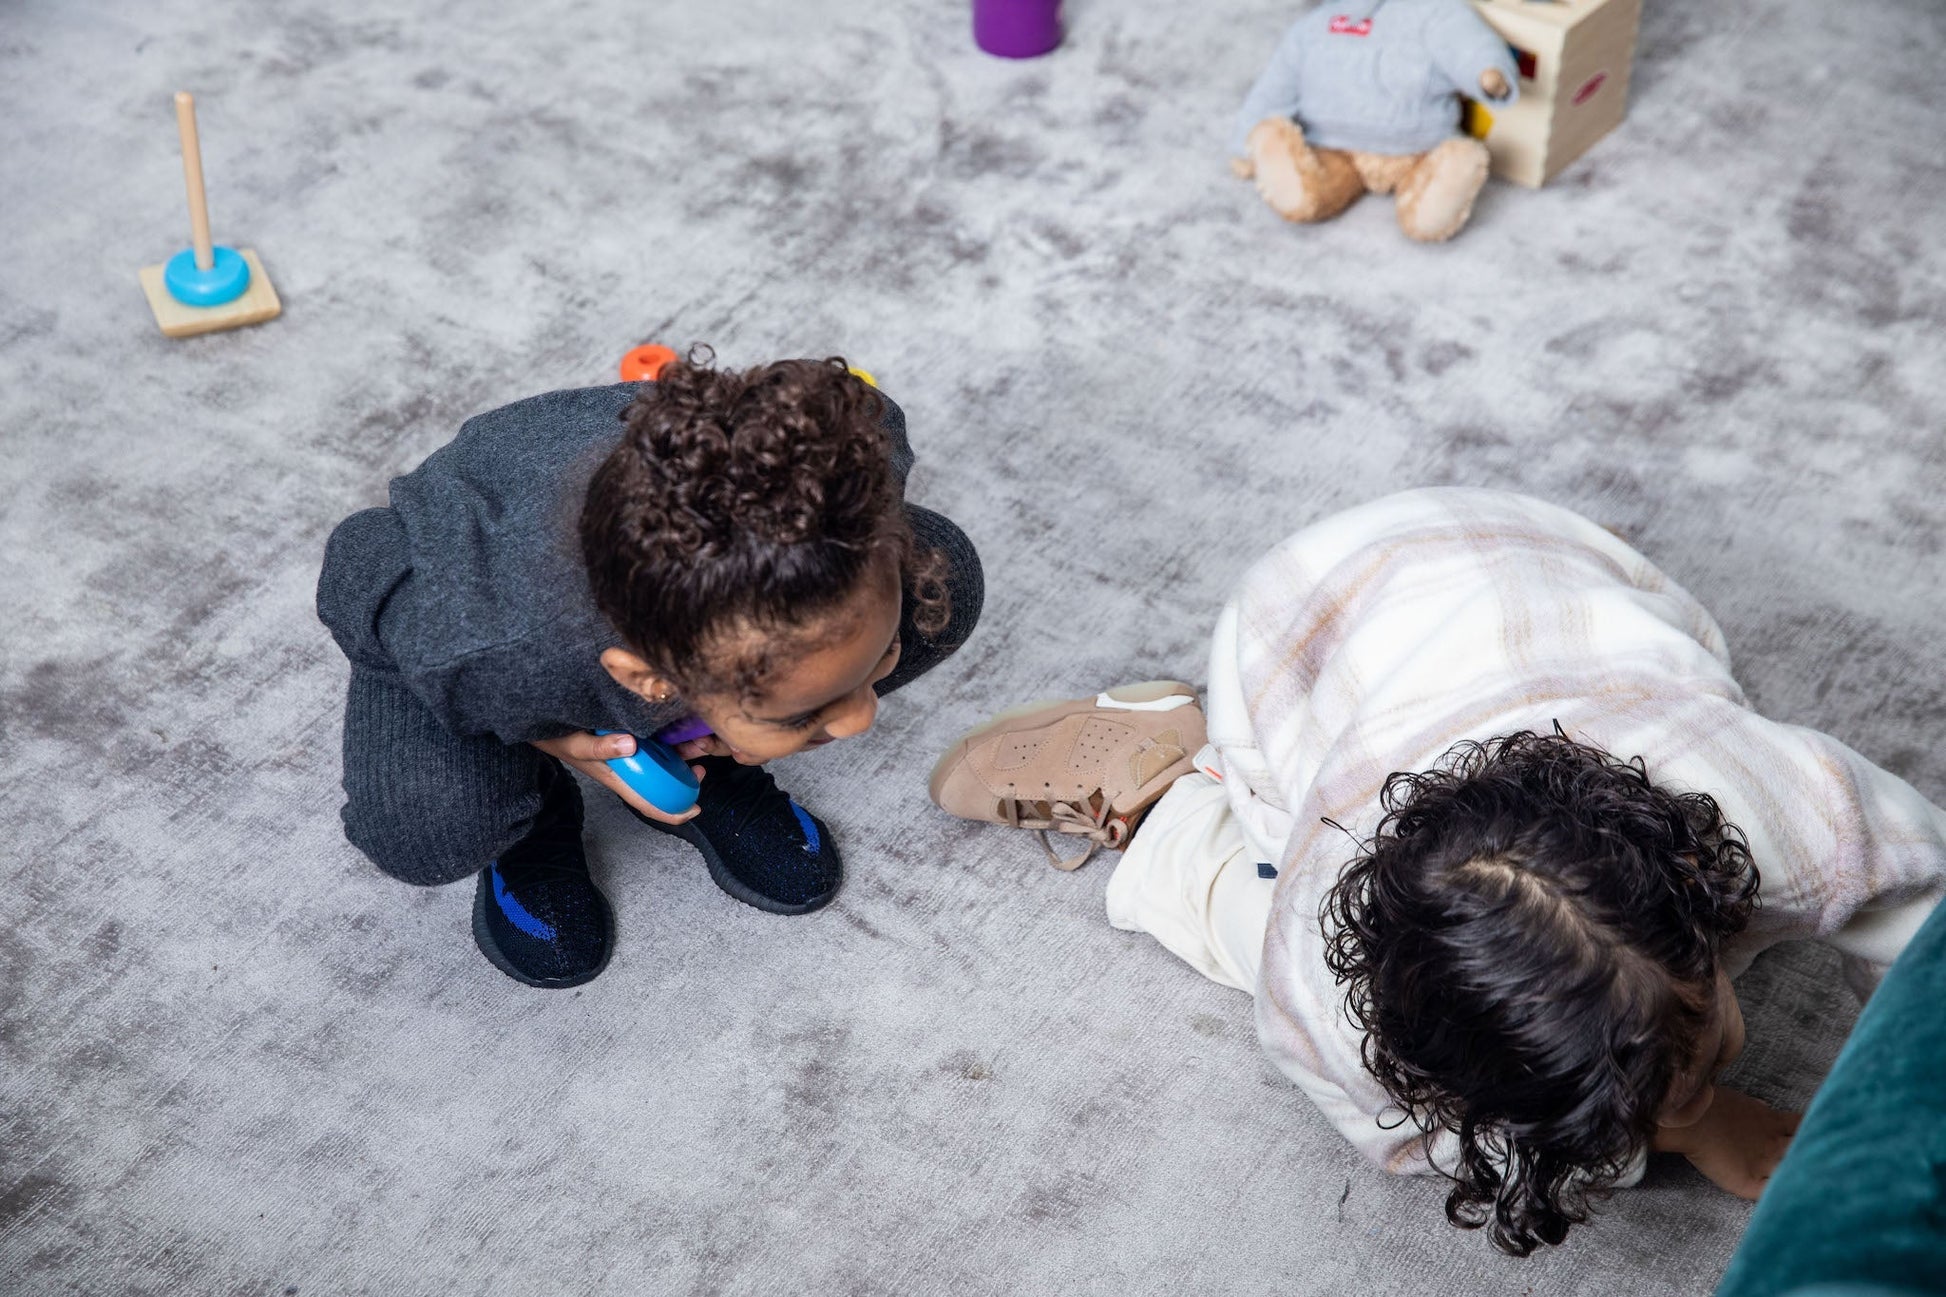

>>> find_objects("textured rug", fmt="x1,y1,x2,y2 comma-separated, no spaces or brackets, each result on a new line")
4,0,1944,1292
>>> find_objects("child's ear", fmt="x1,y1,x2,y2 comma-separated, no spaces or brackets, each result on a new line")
599,647,679,705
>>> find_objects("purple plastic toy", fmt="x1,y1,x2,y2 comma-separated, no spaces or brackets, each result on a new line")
974,0,1062,59
654,715,715,747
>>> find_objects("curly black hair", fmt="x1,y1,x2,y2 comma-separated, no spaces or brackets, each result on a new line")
580,349,948,699
1320,730,1759,1256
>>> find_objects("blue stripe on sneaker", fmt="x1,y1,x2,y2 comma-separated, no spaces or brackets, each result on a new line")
789,802,822,855
491,865,557,940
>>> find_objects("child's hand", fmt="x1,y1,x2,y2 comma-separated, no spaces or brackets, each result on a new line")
530,731,704,824
673,734,772,764
1655,1087,1802,1199
674,734,734,761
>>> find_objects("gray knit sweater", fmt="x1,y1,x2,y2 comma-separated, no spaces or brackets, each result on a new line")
1233,0,1518,156
316,383,915,745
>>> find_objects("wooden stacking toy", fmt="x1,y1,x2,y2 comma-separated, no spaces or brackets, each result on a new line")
139,92,281,338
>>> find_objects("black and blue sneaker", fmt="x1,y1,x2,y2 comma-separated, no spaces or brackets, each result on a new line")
472,770,614,988
629,757,842,914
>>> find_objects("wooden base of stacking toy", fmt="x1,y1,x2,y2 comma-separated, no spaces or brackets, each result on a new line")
1465,0,1642,188
139,248,282,338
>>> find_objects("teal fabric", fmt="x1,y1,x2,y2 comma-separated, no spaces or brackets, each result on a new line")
1716,901,1946,1296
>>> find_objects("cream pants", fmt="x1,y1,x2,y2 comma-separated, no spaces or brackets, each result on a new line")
1104,772,1277,994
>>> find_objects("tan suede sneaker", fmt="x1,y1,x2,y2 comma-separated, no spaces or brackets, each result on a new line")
928,681,1208,870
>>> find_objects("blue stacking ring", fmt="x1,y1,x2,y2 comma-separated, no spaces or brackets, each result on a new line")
595,730,702,815
164,245,251,307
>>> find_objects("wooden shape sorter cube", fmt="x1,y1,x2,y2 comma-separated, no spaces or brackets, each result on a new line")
1464,0,1643,187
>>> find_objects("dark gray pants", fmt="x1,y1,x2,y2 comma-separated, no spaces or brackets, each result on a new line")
339,505,983,887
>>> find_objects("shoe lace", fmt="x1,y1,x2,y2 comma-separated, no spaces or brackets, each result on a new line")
998,783,1128,871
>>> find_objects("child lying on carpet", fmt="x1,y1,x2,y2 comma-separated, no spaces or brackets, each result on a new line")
928,487,1946,1254
318,353,981,988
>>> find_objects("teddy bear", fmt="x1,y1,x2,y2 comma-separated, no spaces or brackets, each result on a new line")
1230,0,1519,242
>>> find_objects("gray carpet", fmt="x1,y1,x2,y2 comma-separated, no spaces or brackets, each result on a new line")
4,0,1944,1292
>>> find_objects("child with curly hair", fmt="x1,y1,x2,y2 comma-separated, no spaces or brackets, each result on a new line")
929,487,1946,1254
319,353,982,988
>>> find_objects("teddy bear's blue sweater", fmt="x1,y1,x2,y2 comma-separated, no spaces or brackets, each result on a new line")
1234,0,1518,157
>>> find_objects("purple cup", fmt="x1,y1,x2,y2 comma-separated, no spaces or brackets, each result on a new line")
974,0,1062,59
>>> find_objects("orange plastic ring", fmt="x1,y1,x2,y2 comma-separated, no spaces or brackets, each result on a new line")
620,343,678,382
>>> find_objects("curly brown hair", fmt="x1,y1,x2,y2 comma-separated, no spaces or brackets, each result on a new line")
580,350,948,698
1320,730,1759,1256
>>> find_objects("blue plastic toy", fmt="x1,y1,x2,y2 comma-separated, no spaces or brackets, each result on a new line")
596,731,701,815
164,244,251,306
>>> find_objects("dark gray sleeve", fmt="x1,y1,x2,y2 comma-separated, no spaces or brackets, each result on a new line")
877,390,915,488
316,506,413,671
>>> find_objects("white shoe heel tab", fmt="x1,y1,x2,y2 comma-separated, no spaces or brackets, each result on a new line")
1096,690,1196,713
